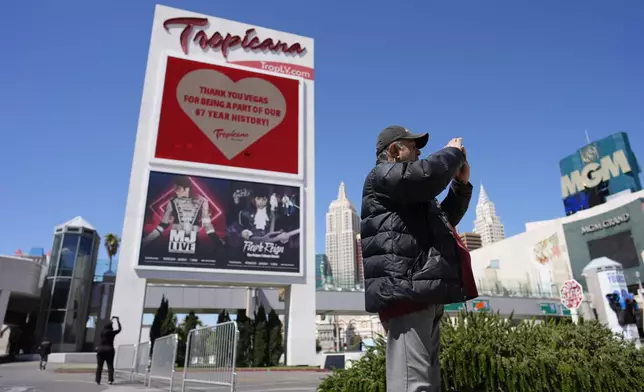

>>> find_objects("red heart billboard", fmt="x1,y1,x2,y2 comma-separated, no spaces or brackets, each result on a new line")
155,57,300,174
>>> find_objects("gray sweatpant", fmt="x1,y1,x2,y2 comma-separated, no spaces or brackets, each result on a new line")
382,304,444,392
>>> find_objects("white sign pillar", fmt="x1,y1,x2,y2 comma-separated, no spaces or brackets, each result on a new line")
284,282,316,365
569,307,579,324
111,5,317,365
582,257,639,343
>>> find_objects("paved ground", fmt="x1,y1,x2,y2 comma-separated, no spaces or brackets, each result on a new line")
0,362,326,392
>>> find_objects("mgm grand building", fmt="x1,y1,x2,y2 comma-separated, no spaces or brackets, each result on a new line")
562,191,644,293
469,190,644,303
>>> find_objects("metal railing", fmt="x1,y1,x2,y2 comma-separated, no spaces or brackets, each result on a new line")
181,321,239,392
316,279,565,299
476,279,561,299
148,334,178,390
114,344,136,380
133,341,150,383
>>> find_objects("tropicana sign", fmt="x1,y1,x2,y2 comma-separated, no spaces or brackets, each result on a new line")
163,17,307,59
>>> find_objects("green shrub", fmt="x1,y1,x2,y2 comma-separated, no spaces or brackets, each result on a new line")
318,336,387,392
252,305,269,367
267,308,284,366
235,309,253,368
318,311,644,392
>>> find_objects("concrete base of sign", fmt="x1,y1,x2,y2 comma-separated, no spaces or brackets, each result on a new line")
283,283,317,366
111,268,147,347
112,268,319,366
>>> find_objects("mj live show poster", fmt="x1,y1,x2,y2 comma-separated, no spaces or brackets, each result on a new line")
138,171,301,274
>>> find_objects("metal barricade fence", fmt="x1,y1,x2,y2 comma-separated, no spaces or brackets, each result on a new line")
181,321,239,392
148,334,179,390
133,341,151,383
114,344,137,380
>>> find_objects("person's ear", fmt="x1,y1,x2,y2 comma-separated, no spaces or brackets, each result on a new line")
387,143,399,161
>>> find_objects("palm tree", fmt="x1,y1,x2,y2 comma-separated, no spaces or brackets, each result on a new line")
104,233,121,272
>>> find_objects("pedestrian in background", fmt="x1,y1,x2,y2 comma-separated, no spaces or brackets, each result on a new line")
37,337,52,371
95,316,121,385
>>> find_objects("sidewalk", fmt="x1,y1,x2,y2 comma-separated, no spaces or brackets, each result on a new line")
0,362,163,392
0,361,324,391
54,363,326,373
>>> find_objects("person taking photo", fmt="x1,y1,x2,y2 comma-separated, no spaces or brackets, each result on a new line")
95,316,121,385
361,125,478,392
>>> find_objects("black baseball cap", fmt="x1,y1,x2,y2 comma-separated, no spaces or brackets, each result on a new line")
376,125,429,156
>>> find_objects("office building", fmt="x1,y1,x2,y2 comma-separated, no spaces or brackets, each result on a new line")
473,184,506,246
470,190,644,299
460,232,483,251
0,247,50,356
37,216,100,352
325,182,361,289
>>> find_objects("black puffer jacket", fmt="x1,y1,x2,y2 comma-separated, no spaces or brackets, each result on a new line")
361,147,477,314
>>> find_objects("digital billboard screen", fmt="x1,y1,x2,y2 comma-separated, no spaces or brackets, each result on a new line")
154,57,301,175
138,171,301,274
587,230,640,269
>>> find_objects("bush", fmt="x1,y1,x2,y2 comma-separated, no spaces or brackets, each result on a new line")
318,311,644,392
252,305,269,367
319,336,387,392
235,309,253,368
149,296,169,356
267,309,284,366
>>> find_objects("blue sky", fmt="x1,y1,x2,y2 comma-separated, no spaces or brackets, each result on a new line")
1,0,642,263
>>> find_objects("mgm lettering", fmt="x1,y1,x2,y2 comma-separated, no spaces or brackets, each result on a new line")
581,213,630,235
561,150,633,199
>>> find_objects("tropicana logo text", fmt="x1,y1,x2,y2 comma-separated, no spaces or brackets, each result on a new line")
163,17,307,59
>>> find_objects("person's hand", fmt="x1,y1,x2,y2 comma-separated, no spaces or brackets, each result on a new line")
454,147,470,183
445,137,464,151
